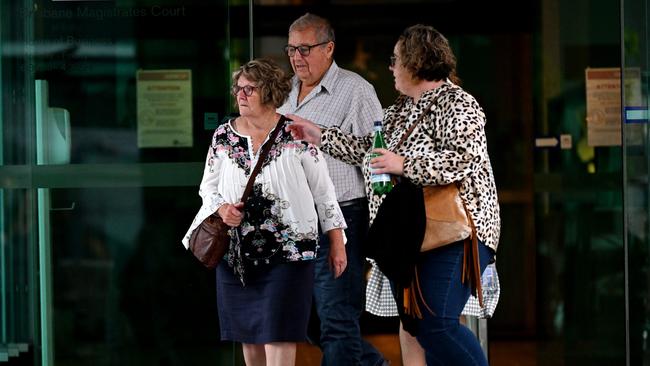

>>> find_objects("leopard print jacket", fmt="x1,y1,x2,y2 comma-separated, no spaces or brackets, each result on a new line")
321,83,501,251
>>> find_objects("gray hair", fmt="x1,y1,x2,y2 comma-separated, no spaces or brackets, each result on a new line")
288,13,335,43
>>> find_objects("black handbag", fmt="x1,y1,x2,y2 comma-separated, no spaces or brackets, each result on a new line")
188,118,285,269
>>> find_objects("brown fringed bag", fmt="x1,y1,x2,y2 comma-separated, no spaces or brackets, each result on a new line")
393,88,484,317
421,184,471,250
188,119,285,269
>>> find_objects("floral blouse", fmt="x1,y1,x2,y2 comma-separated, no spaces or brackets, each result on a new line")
182,117,346,266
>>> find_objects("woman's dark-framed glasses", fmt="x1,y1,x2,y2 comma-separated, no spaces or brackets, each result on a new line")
232,84,257,96
284,41,330,57
389,55,397,67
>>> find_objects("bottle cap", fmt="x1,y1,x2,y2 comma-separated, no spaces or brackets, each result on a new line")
373,120,382,127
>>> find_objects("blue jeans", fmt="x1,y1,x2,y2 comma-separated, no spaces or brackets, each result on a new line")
313,200,386,366
414,241,494,366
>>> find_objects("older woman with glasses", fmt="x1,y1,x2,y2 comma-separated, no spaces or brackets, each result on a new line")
287,25,501,366
183,58,346,366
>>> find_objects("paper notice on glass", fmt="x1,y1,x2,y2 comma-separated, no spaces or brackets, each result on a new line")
585,68,621,146
137,69,193,148
585,67,642,146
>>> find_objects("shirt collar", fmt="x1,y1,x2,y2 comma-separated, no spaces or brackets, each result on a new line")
290,60,339,96
318,60,339,93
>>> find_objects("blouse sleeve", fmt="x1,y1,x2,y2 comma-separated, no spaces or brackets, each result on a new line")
198,131,228,215
320,127,373,166
300,143,348,233
402,92,487,187
181,128,229,248
199,140,226,213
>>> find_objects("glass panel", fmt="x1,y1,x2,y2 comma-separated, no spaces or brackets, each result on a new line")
31,0,234,165
47,186,238,365
0,188,38,363
622,0,650,364
1,0,251,364
536,0,626,364
1,0,39,363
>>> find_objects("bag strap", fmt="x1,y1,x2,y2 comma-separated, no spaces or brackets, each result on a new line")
238,115,287,206
393,85,457,151
390,86,454,187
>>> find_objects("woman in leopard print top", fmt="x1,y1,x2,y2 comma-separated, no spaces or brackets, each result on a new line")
287,25,500,366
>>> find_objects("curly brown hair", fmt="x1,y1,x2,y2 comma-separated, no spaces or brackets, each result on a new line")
232,58,292,108
397,25,458,83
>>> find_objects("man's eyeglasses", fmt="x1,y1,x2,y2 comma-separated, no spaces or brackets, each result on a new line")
284,41,330,57
232,84,257,97
389,55,397,67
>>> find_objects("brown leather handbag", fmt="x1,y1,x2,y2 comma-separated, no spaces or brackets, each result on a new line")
189,119,285,269
420,183,471,250
393,90,472,252
189,214,231,269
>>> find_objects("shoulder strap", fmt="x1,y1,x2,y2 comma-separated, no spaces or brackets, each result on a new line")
394,86,456,151
239,115,286,205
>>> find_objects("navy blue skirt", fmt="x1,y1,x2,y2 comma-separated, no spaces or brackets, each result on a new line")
216,260,315,343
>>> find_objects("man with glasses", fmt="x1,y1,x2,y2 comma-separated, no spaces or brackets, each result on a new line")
278,13,387,366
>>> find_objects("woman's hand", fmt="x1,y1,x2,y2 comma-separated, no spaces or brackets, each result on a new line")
327,229,347,278
370,148,405,176
285,114,322,146
217,202,244,227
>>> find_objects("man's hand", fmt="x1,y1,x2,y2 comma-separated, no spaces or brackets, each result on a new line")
217,202,244,227
327,229,347,278
285,114,322,146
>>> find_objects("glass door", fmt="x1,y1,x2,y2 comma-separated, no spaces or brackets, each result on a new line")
622,0,650,364
534,0,626,364
1,0,251,364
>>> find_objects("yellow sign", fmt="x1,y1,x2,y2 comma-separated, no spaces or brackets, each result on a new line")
585,67,641,146
137,69,193,148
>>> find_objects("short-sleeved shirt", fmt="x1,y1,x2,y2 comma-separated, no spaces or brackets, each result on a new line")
277,61,383,202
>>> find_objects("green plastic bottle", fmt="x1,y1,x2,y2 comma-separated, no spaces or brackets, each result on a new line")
370,120,393,195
